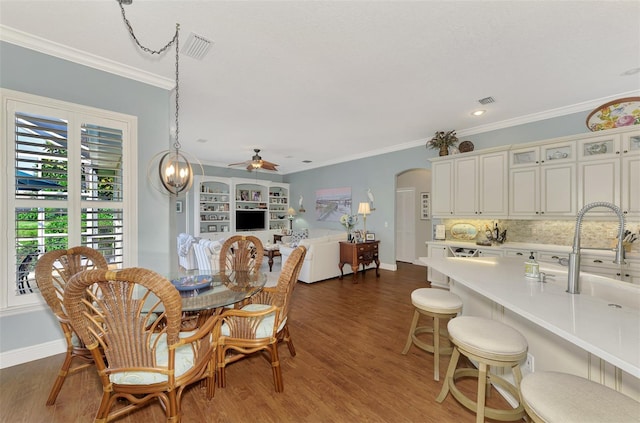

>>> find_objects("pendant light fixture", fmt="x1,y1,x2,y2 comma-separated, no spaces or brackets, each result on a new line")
118,0,201,196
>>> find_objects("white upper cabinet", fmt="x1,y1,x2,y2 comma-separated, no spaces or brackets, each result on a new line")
431,126,637,220
509,141,576,217
431,160,455,217
432,149,508,218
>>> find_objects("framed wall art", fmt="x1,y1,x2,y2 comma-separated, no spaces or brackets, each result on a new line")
420,192,430,220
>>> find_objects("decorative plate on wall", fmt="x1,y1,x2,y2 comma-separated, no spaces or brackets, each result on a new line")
459,141,474,153
586,97,640,131
450,223,478,240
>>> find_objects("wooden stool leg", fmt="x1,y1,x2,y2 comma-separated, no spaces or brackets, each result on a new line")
401,309,420,354
436,347,460,403
433,315,441,381
476,362,488,423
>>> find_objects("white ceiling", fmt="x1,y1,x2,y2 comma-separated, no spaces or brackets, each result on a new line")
1,0,639,174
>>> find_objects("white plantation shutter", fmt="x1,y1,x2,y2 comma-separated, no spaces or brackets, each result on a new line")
3,91,135,308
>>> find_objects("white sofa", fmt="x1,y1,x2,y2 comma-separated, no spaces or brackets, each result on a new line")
279,229,352,284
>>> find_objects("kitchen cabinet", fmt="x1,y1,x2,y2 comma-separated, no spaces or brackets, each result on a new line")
581,252,640,284
577,134,621,213
431,160,454,216
621,131,640,217
432,149,508,218
509,140,576,217
427,243,450,288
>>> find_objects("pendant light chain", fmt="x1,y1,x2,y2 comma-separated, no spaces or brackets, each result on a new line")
118,1,181,150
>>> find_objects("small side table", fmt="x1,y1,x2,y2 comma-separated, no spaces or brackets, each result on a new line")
263,246,281,272
338,241,380,283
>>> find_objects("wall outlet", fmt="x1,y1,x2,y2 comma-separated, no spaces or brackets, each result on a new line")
524,353,535,372
608,230,615,238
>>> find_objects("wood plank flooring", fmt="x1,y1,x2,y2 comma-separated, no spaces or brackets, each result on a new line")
0,262,514,422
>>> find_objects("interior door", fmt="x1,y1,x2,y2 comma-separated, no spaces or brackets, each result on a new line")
395,188,415,263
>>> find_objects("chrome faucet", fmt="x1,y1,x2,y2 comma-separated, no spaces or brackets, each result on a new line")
567,202,626,294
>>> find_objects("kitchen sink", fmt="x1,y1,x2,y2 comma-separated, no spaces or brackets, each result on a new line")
539,264,640,310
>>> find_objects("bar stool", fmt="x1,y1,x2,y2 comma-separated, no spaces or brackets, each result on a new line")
401,288,463,381
521,371,640,422
436,316,527,423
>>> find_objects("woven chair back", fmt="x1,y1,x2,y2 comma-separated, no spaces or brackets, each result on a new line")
219,235,264,273
273,246,306,324
35,246,108,321
64,268,183,374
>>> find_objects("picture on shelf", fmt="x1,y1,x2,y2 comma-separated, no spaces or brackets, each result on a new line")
366,233,375,241
208,224,217,232
221,225,228,232
239,190,249,201
252,190,261,201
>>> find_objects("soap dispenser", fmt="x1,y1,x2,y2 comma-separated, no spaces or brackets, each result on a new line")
524,252,540,279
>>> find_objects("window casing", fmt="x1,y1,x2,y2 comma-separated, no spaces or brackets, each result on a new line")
1,89,137,310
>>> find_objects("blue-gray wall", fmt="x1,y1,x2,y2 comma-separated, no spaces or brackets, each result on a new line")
0,41,595,361
282,113,590,265
1,41,171,354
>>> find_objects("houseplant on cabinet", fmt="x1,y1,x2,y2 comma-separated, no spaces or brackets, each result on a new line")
427,130,459,156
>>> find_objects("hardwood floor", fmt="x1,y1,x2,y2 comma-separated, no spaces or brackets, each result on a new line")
0,262,514,422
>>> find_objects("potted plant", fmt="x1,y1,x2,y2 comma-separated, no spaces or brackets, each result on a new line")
426,130,458,156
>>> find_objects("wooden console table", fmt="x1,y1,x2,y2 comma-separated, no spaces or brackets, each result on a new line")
338,241,380,283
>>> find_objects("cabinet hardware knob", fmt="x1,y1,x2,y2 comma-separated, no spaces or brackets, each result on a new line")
516,252,523,256
594,260,603,263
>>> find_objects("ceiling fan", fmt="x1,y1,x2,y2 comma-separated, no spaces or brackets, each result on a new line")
228,149,279,172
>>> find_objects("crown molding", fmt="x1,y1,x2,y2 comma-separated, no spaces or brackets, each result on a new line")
458,91,640,137
0,25,174,90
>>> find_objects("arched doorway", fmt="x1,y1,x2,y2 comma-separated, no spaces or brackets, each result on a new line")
395,168,431,263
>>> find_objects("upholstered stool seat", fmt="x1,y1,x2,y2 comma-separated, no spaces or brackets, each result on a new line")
521,371,640,423
436,316,528,423
401,288,462,380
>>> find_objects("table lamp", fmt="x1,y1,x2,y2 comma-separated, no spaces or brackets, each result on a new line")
287,207,296,230
358,202,371,236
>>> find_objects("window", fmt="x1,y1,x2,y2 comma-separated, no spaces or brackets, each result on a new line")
1,89,137,309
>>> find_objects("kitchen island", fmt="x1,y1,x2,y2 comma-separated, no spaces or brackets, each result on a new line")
422,256,640,400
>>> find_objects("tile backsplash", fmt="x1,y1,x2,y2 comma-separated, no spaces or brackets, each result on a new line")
441,219,640,252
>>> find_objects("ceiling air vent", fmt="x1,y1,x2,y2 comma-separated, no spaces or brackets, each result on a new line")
478,96,496,105
182,32,212,60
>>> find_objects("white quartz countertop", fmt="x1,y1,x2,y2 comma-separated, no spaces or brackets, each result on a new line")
421,256,640,377
426,240,639,259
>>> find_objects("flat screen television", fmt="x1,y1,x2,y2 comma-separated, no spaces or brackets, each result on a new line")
235,210,266,231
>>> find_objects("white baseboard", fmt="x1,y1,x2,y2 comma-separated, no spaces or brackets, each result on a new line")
0,339,66,369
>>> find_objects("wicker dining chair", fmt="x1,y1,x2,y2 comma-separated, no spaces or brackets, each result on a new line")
63,267,218,423
216,245,306,392
34,246,108,406
219,235,264,274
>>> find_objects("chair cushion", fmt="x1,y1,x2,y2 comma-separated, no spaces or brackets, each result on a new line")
448,316,528,358
109,331,197,385
521,371,640,422
219,304,284,338
411,288,462,314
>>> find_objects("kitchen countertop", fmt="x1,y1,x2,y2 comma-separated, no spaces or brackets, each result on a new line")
426,240,639,259
420,256,640,378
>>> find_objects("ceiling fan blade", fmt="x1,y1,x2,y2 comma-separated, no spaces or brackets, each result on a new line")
260,161,279,171
228,160,250,167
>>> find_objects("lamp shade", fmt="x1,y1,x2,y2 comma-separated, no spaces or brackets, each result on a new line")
287,207,296,217
358,202,371,215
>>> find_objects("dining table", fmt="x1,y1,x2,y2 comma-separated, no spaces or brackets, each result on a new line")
169,270,267,328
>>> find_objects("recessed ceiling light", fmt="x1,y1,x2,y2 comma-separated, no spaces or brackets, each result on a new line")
621,67,640,76
302,160,312,163
196,138,208,143
472,110,486,116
